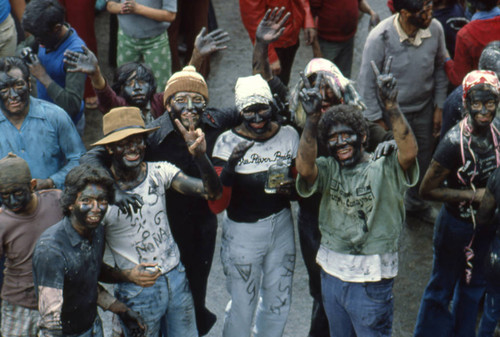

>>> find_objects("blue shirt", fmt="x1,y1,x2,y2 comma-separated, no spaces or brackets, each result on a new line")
0,0,10,24
33,217,104,334
0,97,86,189
471,6,500,21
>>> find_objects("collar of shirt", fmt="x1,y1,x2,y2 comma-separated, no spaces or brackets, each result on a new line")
471,6,500,21
63,217,100,247
0,97,47,125
393,13,432,47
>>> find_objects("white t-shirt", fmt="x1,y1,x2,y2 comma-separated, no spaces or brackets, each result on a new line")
103,162,181,274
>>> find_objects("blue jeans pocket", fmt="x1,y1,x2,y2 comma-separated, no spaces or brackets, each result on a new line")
115,282,144,302
364,278,394,304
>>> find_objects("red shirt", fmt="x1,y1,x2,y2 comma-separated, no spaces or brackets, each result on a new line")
445,16,500,86
310,0,359,42
239,0,315,64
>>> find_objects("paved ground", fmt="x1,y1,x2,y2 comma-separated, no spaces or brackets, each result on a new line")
85,1,441,336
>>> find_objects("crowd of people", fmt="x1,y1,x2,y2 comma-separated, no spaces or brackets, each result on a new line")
0,0,500,336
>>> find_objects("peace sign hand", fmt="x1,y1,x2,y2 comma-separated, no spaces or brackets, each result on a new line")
174,116,207,157
298,71,323,117
256,7,291,44
371,56,398,106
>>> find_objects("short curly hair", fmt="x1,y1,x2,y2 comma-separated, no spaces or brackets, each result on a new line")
318,104,369,148
60,164,115,216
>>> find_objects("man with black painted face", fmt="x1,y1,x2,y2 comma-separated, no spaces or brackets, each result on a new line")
0,154,63,337
92,106,221,337
414,70,500,337
296,58,418,337
358,0,448,225
33,164,151,337
0,56,85,191
21,0,88,134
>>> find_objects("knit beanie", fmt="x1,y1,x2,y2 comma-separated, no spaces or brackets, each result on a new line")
0,153,31,185
235,74,273,112
163,65,208,105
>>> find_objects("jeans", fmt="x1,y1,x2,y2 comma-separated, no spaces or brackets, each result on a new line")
115,263,197,337
221,208,295,337
414,206,493,337
317,36,355,78
65,316,103,337
320,271,394,337
477,290,500,337
403,103,434,212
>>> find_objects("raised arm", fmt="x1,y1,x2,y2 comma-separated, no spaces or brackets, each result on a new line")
170,118,222,200
296,72,323,185
252,7,290,81
371,57,418,170
189,27,230,71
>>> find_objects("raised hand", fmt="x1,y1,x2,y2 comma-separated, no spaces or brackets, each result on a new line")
64,45,99,76
227,141,254,171
174,116,207,157
371,56,398,106
194,27,230,57
298,71,323,117
256,7,291,44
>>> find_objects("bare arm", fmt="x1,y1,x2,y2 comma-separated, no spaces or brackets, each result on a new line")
171,118,222,200
296,72,323,185
9,0,25,22
419,159,484,203
476,187,496,225
359,0,380,29
371,57,417,170
252,7,290,81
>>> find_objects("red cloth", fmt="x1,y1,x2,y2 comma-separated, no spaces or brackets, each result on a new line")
239,0,315,64
310,0,359,42
58,0,97,99
208,166,232,214
445,16,500,86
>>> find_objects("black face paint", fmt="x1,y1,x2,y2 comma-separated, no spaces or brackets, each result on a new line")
71,184,109,231
327,123,363,167
0,183,32,213
33,27,61,50
168,92,206,129
122,70,153,109
109,134,146,171
241,103,273,134
0,69,30,117
408,1,433,29
466,89,499,131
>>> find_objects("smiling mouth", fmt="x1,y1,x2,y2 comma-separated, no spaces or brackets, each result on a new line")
133,95,145,100
124,153,140,161
87,214,102,224
250,121,267,129
336,146,353,160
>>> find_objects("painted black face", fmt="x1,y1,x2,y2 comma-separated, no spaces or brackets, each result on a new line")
466,89,499,130
122,71,153,109
33,26,61,50
71,184,109,231
109,134,146,171
327,123,363,167
308,73,342,112
0,68,30,117
241,103,273,134
408,1,433,29
0,183,32,213
168,92,206,129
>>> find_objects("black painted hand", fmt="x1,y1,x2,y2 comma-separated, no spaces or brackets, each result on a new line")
120,309,147,337
194,27,230,57
298,71,323,117
174,116,207,157
372,139,397,160
227,141,254,171
255,7,290,44
371,56,398,106
114,189,144,215
64,45,99,76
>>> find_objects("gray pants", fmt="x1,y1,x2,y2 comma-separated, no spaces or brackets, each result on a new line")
318,36,355,78
403,102,434,212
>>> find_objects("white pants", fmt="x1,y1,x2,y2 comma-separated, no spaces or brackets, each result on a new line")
221,208,295,337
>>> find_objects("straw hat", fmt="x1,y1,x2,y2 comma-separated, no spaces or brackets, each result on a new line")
92,107,160,146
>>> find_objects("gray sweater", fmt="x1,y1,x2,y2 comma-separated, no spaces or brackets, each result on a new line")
357,15,448,121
